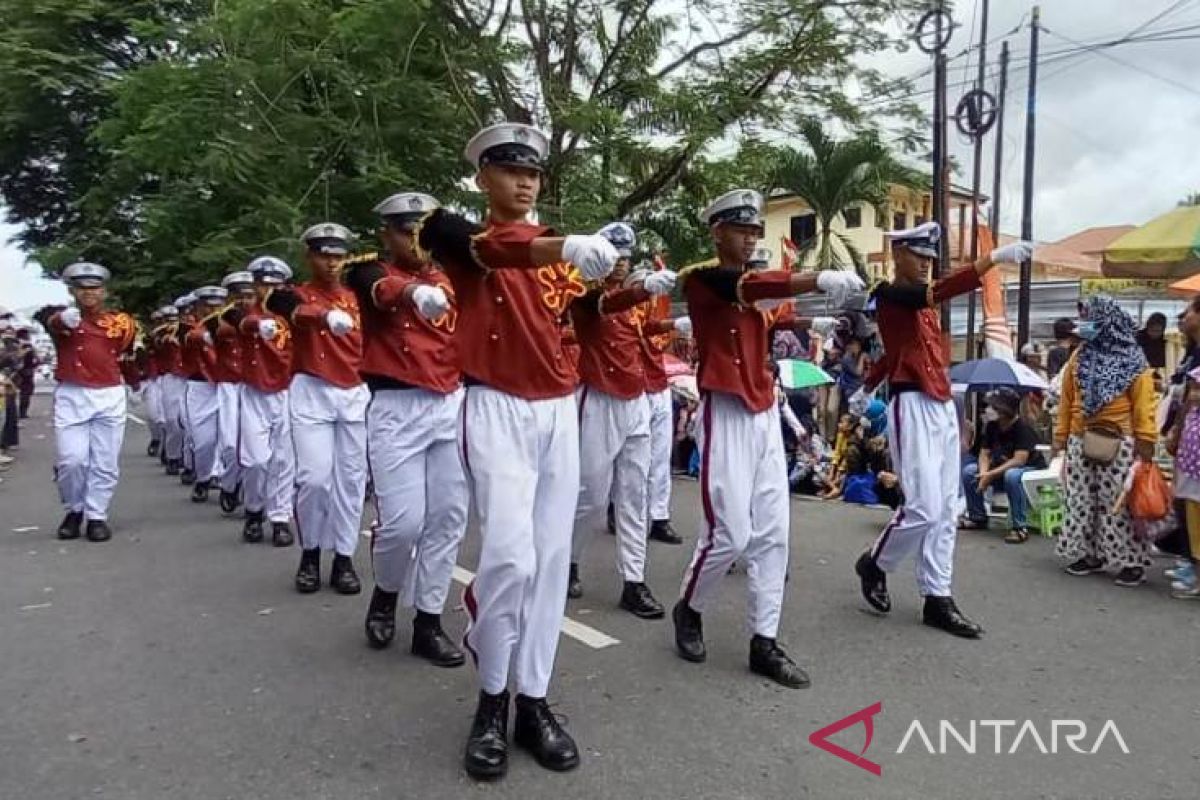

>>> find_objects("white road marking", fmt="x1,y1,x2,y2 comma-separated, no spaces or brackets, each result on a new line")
126,413,146,425
19,602,53,611
359,530,621,649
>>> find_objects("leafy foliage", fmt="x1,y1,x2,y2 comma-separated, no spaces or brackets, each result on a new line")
0,0,926,311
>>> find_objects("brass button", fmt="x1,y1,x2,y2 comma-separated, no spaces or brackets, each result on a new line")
490,333,499,341
495,296,504,304
402,346,410,354
403,322,411,329
734,358,742,365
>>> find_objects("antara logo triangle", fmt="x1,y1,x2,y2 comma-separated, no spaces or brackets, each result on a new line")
808,702,884,776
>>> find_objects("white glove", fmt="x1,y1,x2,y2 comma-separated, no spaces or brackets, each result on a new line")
623,268,652,289
990,240,1034,264
815,270,865,308
258,319,278,341
411,285,450,321
325,309,355,336
202,331,213,347
809,316,838,337
563,234,619,281
673,316,693,337
641,270,677,296
60,308,82,329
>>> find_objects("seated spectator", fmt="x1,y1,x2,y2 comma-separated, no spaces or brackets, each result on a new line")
864,434,903,509
959,387,1047,543
820,414,858,499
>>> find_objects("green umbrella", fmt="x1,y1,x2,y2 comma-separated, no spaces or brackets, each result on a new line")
777,359,834,389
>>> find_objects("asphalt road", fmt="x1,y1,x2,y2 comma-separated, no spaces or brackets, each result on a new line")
3,397,1199,800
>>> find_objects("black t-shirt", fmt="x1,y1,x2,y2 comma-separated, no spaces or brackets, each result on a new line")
982,418,1046,469
1047,344,1071,378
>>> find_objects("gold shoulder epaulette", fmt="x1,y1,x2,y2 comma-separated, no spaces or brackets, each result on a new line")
677,259,720,282
342,251,379,266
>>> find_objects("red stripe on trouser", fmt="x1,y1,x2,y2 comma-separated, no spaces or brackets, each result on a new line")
870,398,904,562
683,396,715,604
577,385,589,427
462,579,479,667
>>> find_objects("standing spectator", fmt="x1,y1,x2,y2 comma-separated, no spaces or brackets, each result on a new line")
15,329,37,418
1054,296,1157,587
1135,311,1168,370
838,337,867,416
1019,342,1048,380
819,342,843,438
1046,317,1078,379
0,334,19,455
959,388,1047,543
1164,296,1200,599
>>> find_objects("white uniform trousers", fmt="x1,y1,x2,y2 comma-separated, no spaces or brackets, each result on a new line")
184,381,219,482
679,391,790,638
460,387,579,699
160,374,187,461
143,377,166,443
239,386,294,523
571,387,651,582
867,392,959,597
214,382,242,492
367,387,468,614
54,383,126,521
289,373,369,556
646,387,674,523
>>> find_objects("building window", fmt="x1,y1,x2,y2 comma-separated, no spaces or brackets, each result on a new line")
914,215,927,226
790,214,816,247
843,206,862,228
892,211,908,231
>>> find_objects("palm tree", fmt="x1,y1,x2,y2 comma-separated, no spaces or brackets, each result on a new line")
771,121,923,276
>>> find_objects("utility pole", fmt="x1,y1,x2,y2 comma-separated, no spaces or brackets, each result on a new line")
1017,7,1040,349
932,2,950,332
990,41,1009,236
964,0,990,359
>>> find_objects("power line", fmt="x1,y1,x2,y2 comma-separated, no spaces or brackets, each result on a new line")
1041,26,1200,100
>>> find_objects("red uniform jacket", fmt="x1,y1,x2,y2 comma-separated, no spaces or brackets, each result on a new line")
683,267,795,414
289,282,363,389
152,325,184,378
570,286,651,400
441,220,583,400
351,260,460,394
49,309,137,389
182,323,217,381
866,266,981,402
237,303,293,394
636,314,676,394
205,312,242,384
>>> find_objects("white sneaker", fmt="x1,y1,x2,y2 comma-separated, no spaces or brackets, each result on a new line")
1170,584,1200,600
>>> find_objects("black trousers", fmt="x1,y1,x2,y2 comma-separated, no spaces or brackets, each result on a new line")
1,394,18,449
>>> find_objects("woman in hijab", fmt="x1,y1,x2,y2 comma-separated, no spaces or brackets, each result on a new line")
1053,295,1158,587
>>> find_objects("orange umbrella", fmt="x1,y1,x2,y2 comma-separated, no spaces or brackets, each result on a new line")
1168,273,1200,298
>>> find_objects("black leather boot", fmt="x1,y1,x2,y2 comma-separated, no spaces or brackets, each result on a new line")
190,480,210,503
648,519,683,544
180,467,196,486
147,439,160,458
242,510,264,543
165,459,181,476
619,581,665,619
671,600,706,662
566,562,582,599
606,504,616,535
364,588,397,649
854,551,891,613
749,635,811,689
513,694,580,772
219,486,241,514
85,520,112,543
329,554,362,595
294,548,321,594
57,511,83,541
922,596,984,639
271,522,293,547
464,690,509,780
412,610,465,667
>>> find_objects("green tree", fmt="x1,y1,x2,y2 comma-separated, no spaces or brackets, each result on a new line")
770,119,922,275
1179,192,1200,207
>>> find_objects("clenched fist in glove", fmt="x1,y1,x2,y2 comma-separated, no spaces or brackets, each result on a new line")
325,309,355,337
563,234,619,281
642,270,677,296
411,285,450,321
815,270,865,308
673,316,693,337
989,240,1034,265
258,319,278,341
60,307,82,329
809,316,839,337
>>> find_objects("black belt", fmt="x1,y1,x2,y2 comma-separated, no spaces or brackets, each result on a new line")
187,375,208,383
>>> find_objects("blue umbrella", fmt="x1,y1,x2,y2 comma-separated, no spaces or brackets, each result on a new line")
948,357,1049,392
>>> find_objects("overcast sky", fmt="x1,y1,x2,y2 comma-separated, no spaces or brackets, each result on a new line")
3,0,1199,309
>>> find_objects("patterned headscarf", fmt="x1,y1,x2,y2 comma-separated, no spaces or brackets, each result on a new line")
1076,295,1147,417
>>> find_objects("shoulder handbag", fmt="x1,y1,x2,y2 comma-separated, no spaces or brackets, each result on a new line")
1081,419,1124,465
